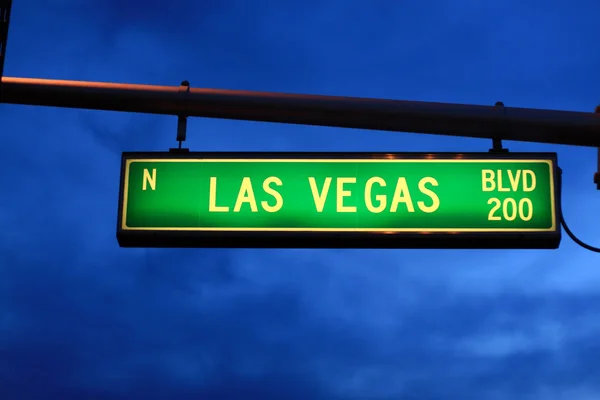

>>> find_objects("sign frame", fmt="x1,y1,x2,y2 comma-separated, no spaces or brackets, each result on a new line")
117,151,561,249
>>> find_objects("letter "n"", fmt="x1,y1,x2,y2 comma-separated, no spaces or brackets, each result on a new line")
143,168,156,191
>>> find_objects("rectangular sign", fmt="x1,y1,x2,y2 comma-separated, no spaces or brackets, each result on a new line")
117,152,561,249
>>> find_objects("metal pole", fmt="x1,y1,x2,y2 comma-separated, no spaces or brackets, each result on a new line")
0,0,12,101
2,76,600,147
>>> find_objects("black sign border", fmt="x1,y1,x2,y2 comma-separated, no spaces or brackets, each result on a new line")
117,151,561,249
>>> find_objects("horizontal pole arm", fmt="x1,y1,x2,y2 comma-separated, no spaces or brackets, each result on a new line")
2,76,600,147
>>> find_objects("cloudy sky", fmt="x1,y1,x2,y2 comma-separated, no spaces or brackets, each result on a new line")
2,1,600,399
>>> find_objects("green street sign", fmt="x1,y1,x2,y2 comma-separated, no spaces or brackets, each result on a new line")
117,152,560,249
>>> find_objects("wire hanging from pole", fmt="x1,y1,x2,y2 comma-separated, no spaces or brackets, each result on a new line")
558,167,600,253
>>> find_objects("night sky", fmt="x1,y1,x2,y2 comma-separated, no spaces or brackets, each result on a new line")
2,1,600,399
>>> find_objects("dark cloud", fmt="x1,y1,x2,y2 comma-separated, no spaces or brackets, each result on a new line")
78,111,170,154
2,244,600,399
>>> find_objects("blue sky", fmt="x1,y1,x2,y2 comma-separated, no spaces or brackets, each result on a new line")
1,1,600,399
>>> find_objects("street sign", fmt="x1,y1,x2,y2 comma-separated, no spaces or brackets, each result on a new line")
117,152,560,249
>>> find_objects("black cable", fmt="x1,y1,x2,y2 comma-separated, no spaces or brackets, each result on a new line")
558,167,600,253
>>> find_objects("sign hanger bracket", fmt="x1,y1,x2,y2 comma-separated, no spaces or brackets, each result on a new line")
489,101,509,153
169,80,190,153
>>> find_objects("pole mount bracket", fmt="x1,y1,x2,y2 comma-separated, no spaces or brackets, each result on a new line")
593,105,600,190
